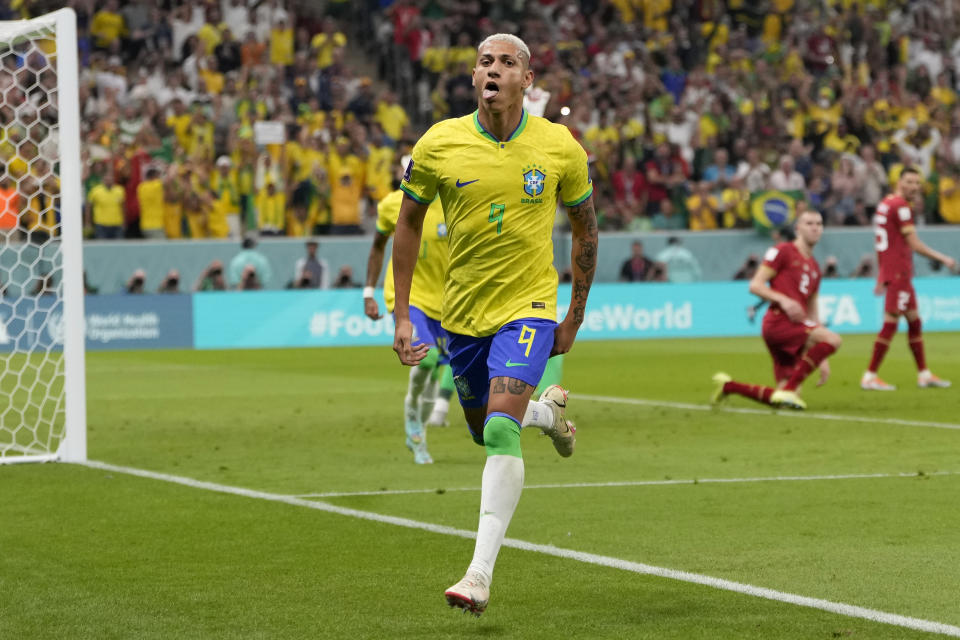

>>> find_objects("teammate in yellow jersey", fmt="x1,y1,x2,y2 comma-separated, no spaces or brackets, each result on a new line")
363,161,449,465
392,34,598,616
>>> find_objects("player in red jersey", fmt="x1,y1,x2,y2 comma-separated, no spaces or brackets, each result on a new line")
861,167,958,390
712,210,842,410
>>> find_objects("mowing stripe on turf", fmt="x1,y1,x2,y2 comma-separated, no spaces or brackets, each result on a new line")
292,470,960,498
79,459,960,638
575,393,960,431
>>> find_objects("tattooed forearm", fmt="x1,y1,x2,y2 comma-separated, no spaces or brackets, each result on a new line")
568,198,598,276
567,199,598,233
566,197,598,325
571,278,588,324
574,279,588,300
575,237,597,273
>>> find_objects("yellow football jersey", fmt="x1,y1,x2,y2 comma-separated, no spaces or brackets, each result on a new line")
376,189,447,318
137,178,165,232
401,110,592,336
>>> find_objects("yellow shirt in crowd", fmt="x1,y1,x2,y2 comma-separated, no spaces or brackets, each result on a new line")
166,113,193,151
257,188,286,232
22,192,57,236
137,179,165,232
199,69,224,95
196,23,222,55
88,183,125,227
270,27,295,66
330,170,364,225
939,177,960,223
90,11,126,48
365,145,394,201
375,102,409,141
310,31,346,69
644,0,671,31
686,193,719,231
931,86,957,108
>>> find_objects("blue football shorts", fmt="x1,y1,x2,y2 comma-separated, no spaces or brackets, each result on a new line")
400,305,450,365
445,318,557,408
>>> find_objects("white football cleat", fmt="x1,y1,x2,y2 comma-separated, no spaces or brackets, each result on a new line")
538,384,575,457
918,370,951,388
711,372,732,406
771,389,807,410
405,415,433,464
425,409,449,428
861,371,896,391
405,433,433,464
444,571,489,616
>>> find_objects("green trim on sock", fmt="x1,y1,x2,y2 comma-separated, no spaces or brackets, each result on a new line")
483,416,522,458
535,354,564,395
417,347,439,370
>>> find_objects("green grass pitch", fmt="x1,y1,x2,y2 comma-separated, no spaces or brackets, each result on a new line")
2,333,959,639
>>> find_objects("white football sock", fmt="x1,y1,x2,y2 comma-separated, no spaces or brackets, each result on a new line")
418,375,438,424
404,366,431,423
521,400,555,430
428,396,450,425
467,454,524,584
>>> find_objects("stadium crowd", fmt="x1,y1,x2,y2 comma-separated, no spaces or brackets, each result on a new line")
3,0,960,243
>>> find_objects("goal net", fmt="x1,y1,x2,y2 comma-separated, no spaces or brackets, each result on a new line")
0,9,85,464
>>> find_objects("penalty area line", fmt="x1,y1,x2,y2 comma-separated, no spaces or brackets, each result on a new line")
575,393,960,431
78,459,960,638
294,470,960,499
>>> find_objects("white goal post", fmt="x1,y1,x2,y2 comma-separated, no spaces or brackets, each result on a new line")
0,9,85,464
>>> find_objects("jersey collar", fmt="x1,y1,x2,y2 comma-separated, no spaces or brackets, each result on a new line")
472,109,528,144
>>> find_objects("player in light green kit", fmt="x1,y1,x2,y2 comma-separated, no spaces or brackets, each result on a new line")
392,33,598,616
364,180,449,464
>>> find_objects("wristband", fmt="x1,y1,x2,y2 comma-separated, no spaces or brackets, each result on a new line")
362,286,375,299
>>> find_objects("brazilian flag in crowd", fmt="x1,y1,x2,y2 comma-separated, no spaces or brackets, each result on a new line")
750,190,804,228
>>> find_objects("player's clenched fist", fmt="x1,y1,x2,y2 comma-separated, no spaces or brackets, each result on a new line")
364,297,382,320
551,318,578,356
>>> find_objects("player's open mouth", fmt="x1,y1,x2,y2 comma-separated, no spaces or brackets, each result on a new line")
482,81,499,100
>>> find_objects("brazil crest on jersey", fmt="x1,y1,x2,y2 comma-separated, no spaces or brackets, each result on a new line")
400,109,592,336
376,189,448,317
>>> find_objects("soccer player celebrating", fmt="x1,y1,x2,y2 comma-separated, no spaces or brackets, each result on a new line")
713,210,842,410
363,166,449,465
861,167,958,390
392,34,597,616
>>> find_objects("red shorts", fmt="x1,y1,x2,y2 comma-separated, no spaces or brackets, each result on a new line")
762,310,818,383
881,278,917,315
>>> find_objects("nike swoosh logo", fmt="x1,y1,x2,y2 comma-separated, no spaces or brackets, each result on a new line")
505,360,528,368
456,178,479,188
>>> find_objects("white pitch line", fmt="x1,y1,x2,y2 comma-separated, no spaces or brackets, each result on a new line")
78,459,960,638
294,470,960,499
575,393,960,431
